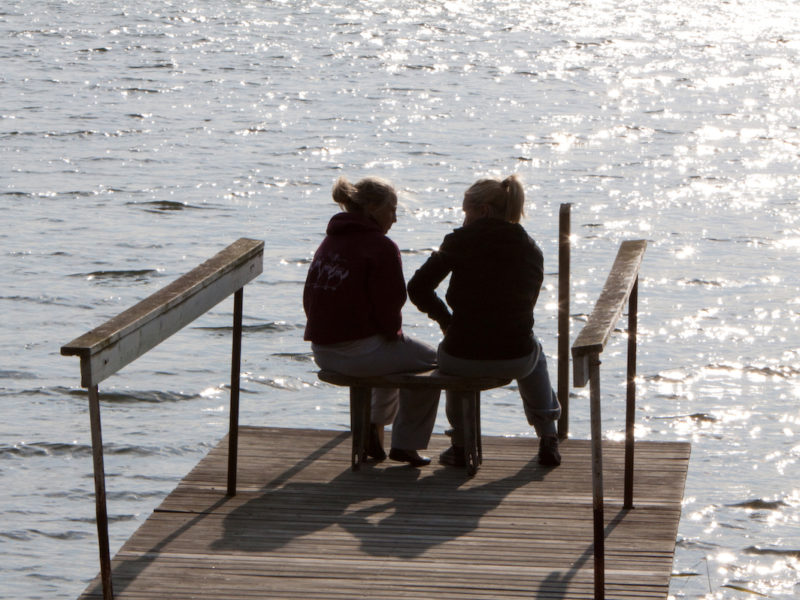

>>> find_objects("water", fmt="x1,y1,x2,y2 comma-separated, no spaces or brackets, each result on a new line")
2,0,799,598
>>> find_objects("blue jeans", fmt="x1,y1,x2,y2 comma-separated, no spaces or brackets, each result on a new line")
438,337,561,444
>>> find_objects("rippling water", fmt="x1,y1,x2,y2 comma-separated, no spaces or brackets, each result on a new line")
2,1,799,598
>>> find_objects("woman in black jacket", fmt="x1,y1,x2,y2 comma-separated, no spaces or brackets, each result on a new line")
407,175,561,467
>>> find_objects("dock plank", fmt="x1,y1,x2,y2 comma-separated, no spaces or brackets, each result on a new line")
77,427,690,599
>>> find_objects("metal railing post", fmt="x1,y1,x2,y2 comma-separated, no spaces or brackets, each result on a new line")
227,288,244,497
87,383,114,600
623,277,639,510
589,352,605,600
558,203,571,439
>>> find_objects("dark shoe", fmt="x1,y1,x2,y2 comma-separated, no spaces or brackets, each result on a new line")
438,445,466,467
538,435,561,467
367,424,386,461
389,448,431,467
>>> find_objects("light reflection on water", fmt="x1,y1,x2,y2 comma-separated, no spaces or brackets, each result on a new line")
2,0,800,598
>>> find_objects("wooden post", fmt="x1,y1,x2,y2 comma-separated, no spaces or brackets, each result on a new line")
87,383,114,600
624,277,638,510
227,288,244,497
462,392,479,476
558,203,571,439
476,394,483,464
588,353,605,600
350,387,371,470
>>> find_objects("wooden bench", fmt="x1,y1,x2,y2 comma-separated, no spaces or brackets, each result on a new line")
317,369,511,475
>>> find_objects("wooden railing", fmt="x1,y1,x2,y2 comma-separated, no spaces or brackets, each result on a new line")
571,239,647,600
61,238,264,600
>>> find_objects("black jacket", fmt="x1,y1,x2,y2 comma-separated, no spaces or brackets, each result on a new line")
408,217,543,360
304,212,406,344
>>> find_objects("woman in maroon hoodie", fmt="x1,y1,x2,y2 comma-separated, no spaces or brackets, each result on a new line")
407,175,561,468
304,176,439,466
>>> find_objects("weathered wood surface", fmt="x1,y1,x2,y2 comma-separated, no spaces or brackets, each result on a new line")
572,240,646,387
61,238,264,387
77,427,690,600
318,369,511,391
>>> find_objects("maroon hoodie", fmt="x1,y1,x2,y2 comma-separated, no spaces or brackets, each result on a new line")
303,212,406,345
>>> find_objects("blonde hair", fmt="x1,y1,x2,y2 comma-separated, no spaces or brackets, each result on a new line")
332,176,397,213
463,174,525,223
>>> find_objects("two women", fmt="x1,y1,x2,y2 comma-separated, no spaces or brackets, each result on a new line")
304,174,560,469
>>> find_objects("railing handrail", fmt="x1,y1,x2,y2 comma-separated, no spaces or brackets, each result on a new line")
569,238,646,600
61,237,264,600
62,237,264,388
571,239,646,386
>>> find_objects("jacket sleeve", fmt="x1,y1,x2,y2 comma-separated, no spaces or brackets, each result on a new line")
368,238,407,340
407,250,452,333
528,237,544,312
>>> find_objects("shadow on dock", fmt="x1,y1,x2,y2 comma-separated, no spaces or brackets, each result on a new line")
80,427,689,600
212,443,549,560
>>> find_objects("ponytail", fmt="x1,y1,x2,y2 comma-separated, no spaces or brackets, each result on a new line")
332,176,396,213
464,174,525,223
332,177,361,212
501,175,525,223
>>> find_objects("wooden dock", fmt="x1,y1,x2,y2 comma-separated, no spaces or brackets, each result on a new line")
77,426,690,600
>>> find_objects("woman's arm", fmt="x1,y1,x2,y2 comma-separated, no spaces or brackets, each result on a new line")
408,251,452,333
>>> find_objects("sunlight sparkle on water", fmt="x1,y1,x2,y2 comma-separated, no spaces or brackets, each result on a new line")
199,386,222,398
775,237,800,251
715,551,737,565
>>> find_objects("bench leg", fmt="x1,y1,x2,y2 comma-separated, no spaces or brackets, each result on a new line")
476,393,482,464
350,386,371,471
462,391,480,476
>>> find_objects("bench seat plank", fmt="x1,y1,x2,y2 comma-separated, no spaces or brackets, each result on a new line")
317,369,511,391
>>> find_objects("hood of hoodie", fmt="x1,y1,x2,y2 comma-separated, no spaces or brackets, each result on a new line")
326,211,381,236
